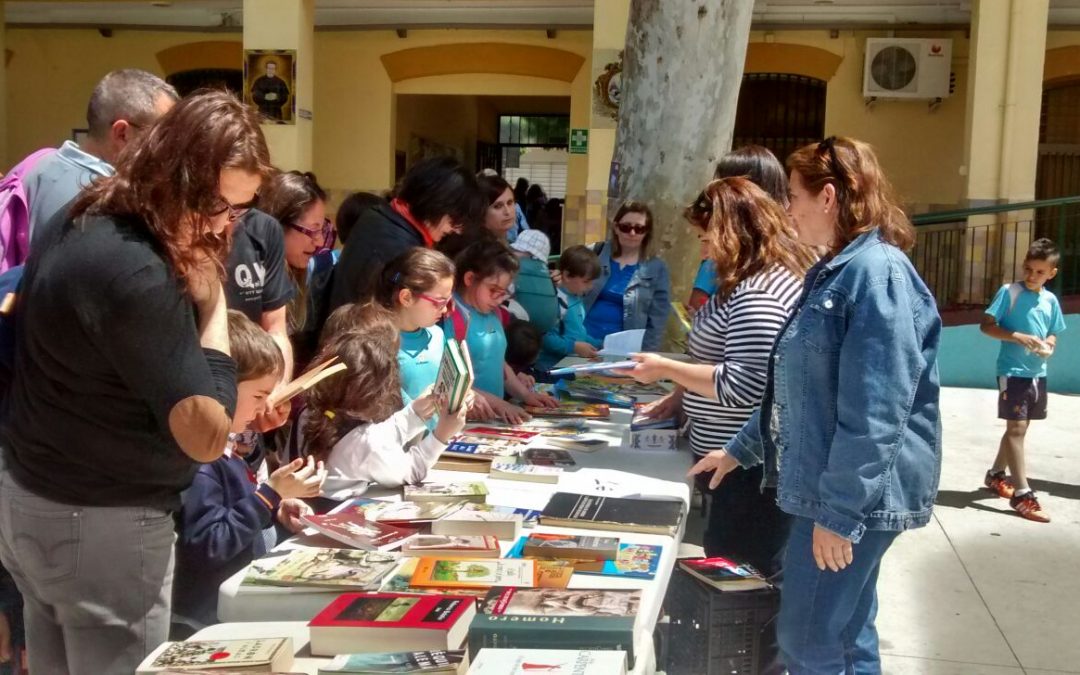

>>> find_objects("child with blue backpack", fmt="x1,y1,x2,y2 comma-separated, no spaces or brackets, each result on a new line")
980,238,1067,523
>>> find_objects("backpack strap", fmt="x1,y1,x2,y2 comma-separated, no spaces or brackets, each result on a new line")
496,306,511,329
444,304,470,343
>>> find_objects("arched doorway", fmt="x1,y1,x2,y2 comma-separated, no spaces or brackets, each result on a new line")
166,68,243,98
733,73,827,165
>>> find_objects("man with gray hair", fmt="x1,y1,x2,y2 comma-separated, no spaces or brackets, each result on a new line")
23,68,178,244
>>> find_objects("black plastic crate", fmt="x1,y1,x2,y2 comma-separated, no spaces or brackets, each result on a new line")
663,564,780,675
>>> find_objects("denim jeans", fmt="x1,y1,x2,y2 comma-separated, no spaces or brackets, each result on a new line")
778,517,899,675
0,462,175,675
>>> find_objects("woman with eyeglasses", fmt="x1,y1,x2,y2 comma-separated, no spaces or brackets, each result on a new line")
0,90,272,672
686,137,941,674
258,171,334,371
582,201,671,352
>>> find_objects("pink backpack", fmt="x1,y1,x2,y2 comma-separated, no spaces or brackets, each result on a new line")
0,148,57,273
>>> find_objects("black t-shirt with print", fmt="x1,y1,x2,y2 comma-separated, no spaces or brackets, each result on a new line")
225,209,295,322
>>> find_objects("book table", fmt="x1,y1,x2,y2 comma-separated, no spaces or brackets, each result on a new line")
213,374,693,674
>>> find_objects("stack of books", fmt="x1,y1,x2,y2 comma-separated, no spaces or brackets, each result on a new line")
309,593,476,657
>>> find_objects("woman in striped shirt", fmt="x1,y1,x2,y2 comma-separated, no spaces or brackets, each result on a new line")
632,174,815,574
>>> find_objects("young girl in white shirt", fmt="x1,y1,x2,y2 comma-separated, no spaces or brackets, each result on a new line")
300,305,469,500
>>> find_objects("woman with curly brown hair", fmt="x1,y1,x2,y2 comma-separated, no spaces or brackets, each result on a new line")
0,90,273,673
297,305,470,501
631,177,815,573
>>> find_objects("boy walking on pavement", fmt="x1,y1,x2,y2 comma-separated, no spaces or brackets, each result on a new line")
980,238,1066,523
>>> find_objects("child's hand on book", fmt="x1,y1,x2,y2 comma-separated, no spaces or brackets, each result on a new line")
515,371,537,389
495,400,531,425
434,395,470,443
523,391,559,409
252,399,291,433
277,498,313,534
268,456,326,499
573,341,599,358
411,393,439,421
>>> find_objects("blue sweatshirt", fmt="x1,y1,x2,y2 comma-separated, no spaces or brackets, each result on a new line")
539,288,602,370
174,451,283,627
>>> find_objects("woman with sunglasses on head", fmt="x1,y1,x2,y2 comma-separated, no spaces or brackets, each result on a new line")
0,90,272,673
582,201,671,352
687,137,940,674
259,170,334,371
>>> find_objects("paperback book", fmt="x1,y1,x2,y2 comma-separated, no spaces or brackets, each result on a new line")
319,650,466,674
243,548,399,589
523,402,610,419
433,339,474,413
488,460,562,484
553,379,634,408
539,492,684,537
519,448,576,467
507,539,662,580
137,638,294,673
308,593,475,657
268,356,348,408
302,512,418,552
401,535,500,559
467,648,626,675
431,503,528,540
379,559,490,598
409,559,537,590
677,556,772,592
521,533,619,561
441,436,524,461
468,587,639,665
461,426,540,442
630,402,678,431
341,499,468,527
404,482,488,503
572,375,672,399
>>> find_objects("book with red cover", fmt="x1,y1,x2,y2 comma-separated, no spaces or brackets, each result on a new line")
308,593,476,657
302,512,418,552
462,427,541,442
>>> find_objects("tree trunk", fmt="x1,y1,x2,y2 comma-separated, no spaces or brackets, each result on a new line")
610,0,754,310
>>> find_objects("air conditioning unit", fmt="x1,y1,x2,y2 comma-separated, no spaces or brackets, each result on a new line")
863,38,952,100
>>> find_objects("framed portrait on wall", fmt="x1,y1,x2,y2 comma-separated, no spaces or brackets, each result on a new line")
244,49,296,124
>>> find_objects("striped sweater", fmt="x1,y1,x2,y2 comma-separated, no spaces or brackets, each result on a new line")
683,265,804,457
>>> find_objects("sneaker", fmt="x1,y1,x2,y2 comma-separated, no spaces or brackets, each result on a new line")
1010,491,1051,523
984,470,1015,499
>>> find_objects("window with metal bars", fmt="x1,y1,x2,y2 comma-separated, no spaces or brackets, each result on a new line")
733,73,827,165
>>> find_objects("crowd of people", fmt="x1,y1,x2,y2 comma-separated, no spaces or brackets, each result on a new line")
0,66,1066,675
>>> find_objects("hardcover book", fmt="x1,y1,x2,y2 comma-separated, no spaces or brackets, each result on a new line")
319,650,466,674
243,548,399,589
137,638,294,673
677,556,772,592
521,533,619,561
466,648,626,675
404,482,488,503
401,535,500,559
302,512,418,552
309,593,476,657
467,587,639,665
539,492,684,537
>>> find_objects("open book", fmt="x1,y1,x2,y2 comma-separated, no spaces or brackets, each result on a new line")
267,355,349,408
434,338,474,413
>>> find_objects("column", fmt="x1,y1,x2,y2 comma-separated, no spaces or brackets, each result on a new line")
243,0,315,171
960,0,1049,301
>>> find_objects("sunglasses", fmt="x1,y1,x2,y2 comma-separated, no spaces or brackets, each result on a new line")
817,136,848,196
211,194,259,223
288,218,337,253
616,222,649,235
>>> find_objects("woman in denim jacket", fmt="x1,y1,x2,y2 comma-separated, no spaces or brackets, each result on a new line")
583,201,671,352
689,137,942,674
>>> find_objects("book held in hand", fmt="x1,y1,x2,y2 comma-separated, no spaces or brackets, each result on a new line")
136,638,293,673
302,512,418,552
319,650,467,674
404,482,488,503
402,534,500,558
434,338,474,413
467,648,626,675
539,492,684,537
468,587,640,665
268,356,348,408
308,593,476,657
243,548,398,589
677,556,772,592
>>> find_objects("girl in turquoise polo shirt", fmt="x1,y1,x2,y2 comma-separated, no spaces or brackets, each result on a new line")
449,239,557,423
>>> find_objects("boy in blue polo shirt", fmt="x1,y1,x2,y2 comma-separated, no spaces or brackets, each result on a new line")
980,238,1066,523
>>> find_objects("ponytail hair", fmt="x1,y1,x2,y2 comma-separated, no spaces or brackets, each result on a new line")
374,247,455,310
302,305,403,463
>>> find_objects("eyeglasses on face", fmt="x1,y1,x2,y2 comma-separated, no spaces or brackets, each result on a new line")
288,218,337,253
484,283,511,300
616,222,649,235
418,293,452,310
211,195,259,223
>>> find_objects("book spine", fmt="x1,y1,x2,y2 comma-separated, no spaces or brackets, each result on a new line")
467,615,635,666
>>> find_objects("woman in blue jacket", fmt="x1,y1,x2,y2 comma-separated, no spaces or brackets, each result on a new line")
583,201,671,352
682,137,942,674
